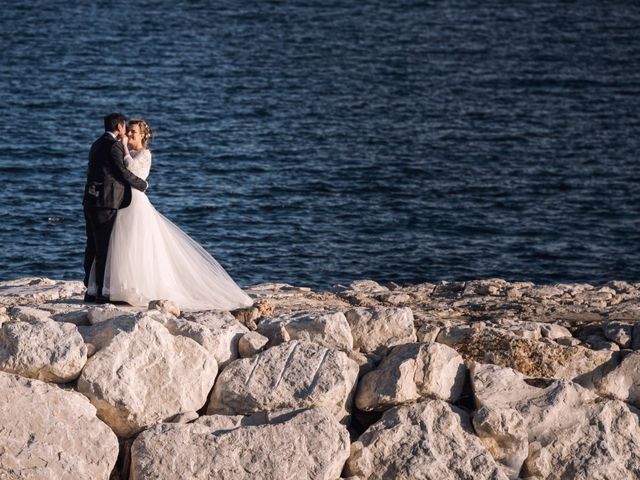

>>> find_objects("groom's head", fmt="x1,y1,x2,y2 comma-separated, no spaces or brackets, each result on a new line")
104,113,126,134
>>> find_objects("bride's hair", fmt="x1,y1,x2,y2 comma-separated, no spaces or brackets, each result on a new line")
129,118,154,149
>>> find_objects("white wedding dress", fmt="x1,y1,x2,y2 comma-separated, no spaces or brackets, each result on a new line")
89,148,253,311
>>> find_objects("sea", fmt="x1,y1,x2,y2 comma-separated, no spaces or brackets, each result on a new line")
1,0,639,290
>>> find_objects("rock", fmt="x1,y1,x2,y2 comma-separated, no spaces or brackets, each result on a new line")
50,309,90,326
0,371,118,479
87,304,132,325
602,321,633,348
257,310,354,351
472,406,528,480
437,324,476,345
148,299,180,317
595,351,640,407
416,323,441,343
345,399,507,480
168,411,199,423
634,323,640,350
471,362,640,479
355,342,465,411
0,277,85,305
8,305,52,322
0,318,87,382
344,307,416,354
184,311,249,368
77,316,218,437
130,407,350,480
238,331,269,358
444,327,619,387
207,340,359,423
583,333,620,351
77,314,138,357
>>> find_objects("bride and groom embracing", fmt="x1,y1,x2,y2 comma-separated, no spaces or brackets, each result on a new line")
82,113,253,311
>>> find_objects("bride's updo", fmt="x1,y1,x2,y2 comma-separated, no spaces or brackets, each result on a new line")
129,118,154,149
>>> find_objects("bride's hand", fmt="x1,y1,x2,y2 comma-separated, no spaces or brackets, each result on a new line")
121,135,129,147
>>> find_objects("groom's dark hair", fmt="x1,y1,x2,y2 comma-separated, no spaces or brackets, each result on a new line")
104,113,126,132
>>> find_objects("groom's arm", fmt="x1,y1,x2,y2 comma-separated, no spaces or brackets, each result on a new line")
109,142,148,192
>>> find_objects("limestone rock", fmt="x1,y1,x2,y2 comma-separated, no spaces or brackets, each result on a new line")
472,406,528,480
416,323,441,343
0,318,87,382
0,371,118,479
238,331,269,358
207,340,359,423
595,351,640,406
0,277,85,306
87,304,132,325
8,305,52,322
257,310,354,351
445,327,619,387
130,407,350,480
471,362,640,479
148,299,180,317
344,307,416,354
355,342,465,411
602,321,633,348
345,399,507,479
77,316,218,437
184,311,249,367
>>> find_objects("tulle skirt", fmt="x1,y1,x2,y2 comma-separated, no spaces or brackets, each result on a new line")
89,190,253,311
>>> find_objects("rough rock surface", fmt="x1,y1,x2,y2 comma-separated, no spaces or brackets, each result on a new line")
130,408,350,480
345,399,508,479
443,326,619,386
0,278,85,306
257,310,354,351
148,299,180,317
77,316,218,437
0,371,118,480
238,330,269,358
344,307,416,354
595,351,640,406
183,311,249,367
208,340,359,423
471,362,640,480
356,342,465,411
0,318,87,382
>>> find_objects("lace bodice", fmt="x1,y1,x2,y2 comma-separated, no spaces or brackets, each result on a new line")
125,149,152,180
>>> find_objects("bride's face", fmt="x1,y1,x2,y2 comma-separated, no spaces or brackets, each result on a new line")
127,124,143,149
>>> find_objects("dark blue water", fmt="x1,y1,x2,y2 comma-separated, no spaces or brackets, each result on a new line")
1,1,639,289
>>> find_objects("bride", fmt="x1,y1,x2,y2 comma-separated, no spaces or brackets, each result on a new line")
88,118,253,311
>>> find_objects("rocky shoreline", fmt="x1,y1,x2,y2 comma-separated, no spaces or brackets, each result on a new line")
1,276,640,479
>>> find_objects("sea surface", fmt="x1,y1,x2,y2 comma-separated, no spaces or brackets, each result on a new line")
1,1,639,290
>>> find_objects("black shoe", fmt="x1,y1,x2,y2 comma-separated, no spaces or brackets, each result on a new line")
84,293,96,302
95,295,110,304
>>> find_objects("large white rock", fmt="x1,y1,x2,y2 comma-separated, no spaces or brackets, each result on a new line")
595,351,640,406
345,399,508,479
471,362,640,479
130,407,350,480
257,310,354,351
77,316,218,437
472,406,528,480
0,371,118,479
207,340,359,423
0,277,85,305
0,318,87,382
355,342,465,411
344,307,416,354
184,311,249,368
8,305,52,322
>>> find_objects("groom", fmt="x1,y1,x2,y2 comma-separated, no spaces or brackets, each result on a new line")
82,113,148,303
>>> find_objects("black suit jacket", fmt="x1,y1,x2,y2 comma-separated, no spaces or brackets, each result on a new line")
83,132,147,209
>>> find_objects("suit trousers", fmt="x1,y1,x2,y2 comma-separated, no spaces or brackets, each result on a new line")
83,206,117,295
